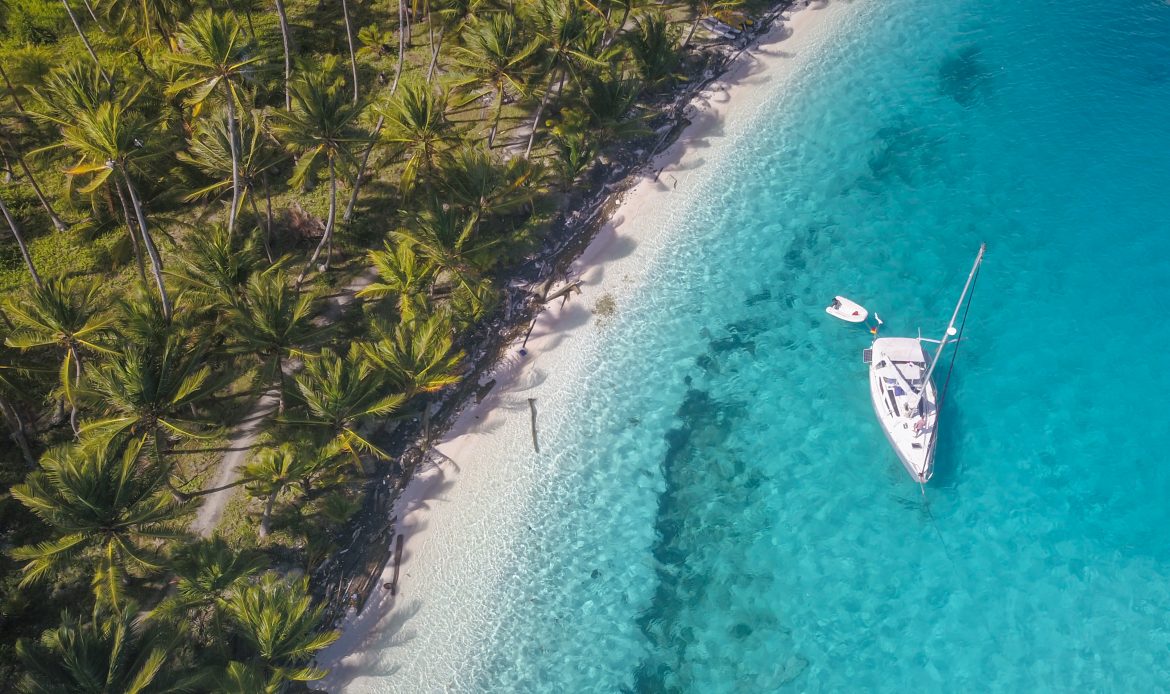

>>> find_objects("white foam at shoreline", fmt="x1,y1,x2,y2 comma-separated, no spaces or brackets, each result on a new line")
319,2,864,690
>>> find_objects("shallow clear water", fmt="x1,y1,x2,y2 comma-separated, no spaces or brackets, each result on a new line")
383,0,1170,690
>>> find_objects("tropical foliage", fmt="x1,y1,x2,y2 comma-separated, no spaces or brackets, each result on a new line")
0,0,758,684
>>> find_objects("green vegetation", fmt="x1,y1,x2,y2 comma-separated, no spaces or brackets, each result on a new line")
0,0,766,686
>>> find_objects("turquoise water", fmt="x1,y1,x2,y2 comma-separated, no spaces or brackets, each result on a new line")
443,0,1170,690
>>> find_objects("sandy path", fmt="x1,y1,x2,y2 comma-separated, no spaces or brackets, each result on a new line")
190,269,376,537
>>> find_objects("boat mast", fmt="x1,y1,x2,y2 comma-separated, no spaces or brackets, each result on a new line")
917,243,987,400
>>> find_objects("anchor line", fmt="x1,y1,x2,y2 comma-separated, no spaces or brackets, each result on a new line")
916,254,999,652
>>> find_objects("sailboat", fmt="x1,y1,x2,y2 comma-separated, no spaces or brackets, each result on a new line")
863,244,987,483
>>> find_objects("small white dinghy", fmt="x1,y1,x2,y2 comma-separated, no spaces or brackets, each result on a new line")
826,296,868,323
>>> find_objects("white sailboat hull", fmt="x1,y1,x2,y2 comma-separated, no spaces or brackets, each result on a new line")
868,337,938,483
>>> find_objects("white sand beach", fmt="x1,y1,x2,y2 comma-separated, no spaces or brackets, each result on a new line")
318,2,860,690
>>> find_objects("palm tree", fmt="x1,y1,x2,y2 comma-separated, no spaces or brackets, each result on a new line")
350,69,458,219
244,443,335,538
272,69,368,284
168,223,264,314
224,572,339,686
16,604,208,693
228,270,320,414
394,206,487,295
362,313,464,398
60,100,174,318
426,0,486,83
113,286,186,352
178,110,285,260
448,275,499,330
342,115,384,224
0,132,69,232
154,537,266,639
522,0,606,156
28,62,159,276
81,336,220,459
600,0,640,45
579,68,648,143
10,438,191,606
4,277,115,433
377,78,459,192
95,0,189,44
0,330,38,467
0,192,43,287
58,0,112,87
450,14,541,147
549,127,595,188
356,240,435,324
341,0,361,105
624,10,682,92
171,11,264,236
217,661,282,693
273,0,293,110
28,60,127,122
357,24,396,61
438,143,545,224
288,346,405,465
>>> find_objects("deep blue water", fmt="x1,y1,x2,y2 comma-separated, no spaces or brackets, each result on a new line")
415,0,1170,690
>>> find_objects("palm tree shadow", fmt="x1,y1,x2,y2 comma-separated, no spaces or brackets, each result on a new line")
401,478,457,515
524,302,592,342
318,599,424,689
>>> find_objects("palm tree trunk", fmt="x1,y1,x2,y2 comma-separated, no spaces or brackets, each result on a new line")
0,64,26,112
296,158,337,286
343,115,384,223
0,396,35,468
274,0,293,110
325,157,337,268
683,13,701,50
276,354,286,414
114,180,147,283
524,69,559,158
121,171,173,319
60,0,112,86
393,0,407,94
249,191,274,264
0,195,42,288
341,0,360,105
67,343,83,435
605,1,632,48
258,491,277,538
1,138,68,231
224,82,242,236
226,0,258,40
425,0,434,64
79,0,101,26
487,84,505,148
262,173,275,262
425,27,445,83
405,0,414,44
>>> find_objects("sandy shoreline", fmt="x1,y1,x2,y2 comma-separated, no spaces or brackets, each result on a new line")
318,2,860,690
